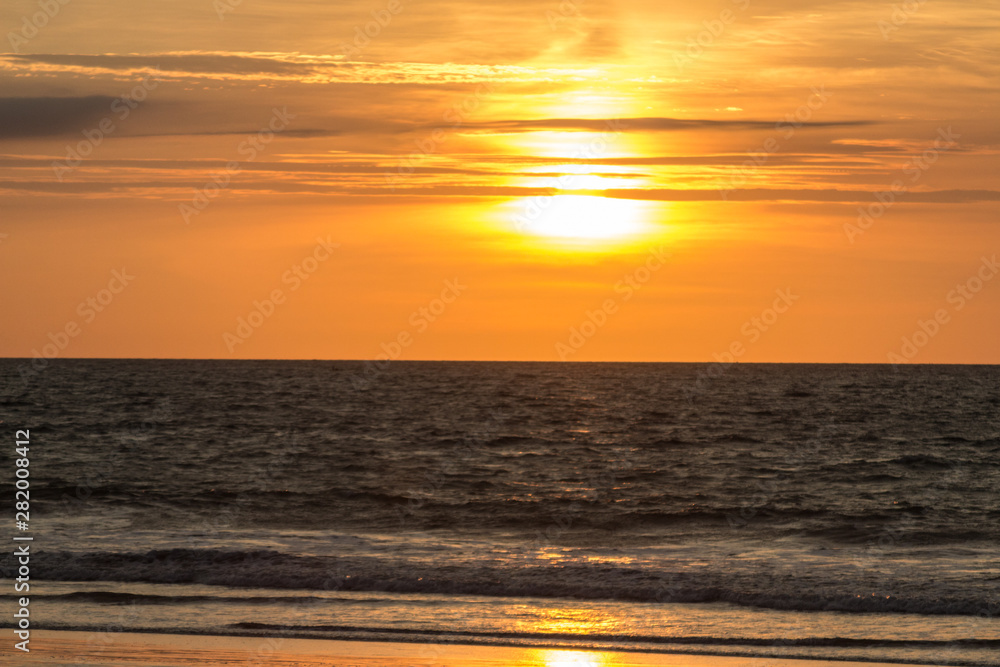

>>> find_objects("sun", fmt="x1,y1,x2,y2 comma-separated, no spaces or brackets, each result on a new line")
511,194,650,242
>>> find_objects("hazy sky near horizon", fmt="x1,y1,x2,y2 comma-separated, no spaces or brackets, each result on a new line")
1,0,998,362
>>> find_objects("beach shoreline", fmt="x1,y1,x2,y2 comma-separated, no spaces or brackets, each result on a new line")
1,630,966,667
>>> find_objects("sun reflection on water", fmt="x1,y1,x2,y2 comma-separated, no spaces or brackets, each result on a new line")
513,605,621,637
537,649,606,667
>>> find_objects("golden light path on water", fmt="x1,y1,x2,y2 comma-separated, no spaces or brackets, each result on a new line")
538,649,607,666
512,603,623,637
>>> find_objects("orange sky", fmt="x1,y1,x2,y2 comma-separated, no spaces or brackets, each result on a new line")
1,0,998,362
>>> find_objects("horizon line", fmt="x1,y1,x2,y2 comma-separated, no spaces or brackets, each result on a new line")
2,357,998,366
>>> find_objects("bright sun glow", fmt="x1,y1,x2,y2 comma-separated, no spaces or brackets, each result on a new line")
497,130,647,160
515,165,649,192
513,195,650,241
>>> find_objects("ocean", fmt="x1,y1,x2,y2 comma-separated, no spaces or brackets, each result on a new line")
1,360,998,665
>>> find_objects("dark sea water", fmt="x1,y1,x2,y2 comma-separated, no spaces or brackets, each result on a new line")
1,360,998,664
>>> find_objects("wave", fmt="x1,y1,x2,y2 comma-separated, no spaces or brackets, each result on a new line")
0,592,368,605
227,624,1000,648
890,455,960,469
28,548,996,616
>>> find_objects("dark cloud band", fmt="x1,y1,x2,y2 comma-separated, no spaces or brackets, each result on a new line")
0,96,120,139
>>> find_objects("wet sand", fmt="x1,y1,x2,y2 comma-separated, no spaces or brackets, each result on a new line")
2,630,943,667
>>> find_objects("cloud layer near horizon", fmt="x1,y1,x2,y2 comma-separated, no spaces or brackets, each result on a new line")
0,33,997,201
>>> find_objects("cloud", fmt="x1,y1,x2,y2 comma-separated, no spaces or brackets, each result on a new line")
124,129,340,139
0,52,598,85
599,188,1000,203
3,173,997,206
3,53,301,76
0,96,119,139
5,96,876,142
456,117,876,133
572,24,623,59
0,95,393,140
